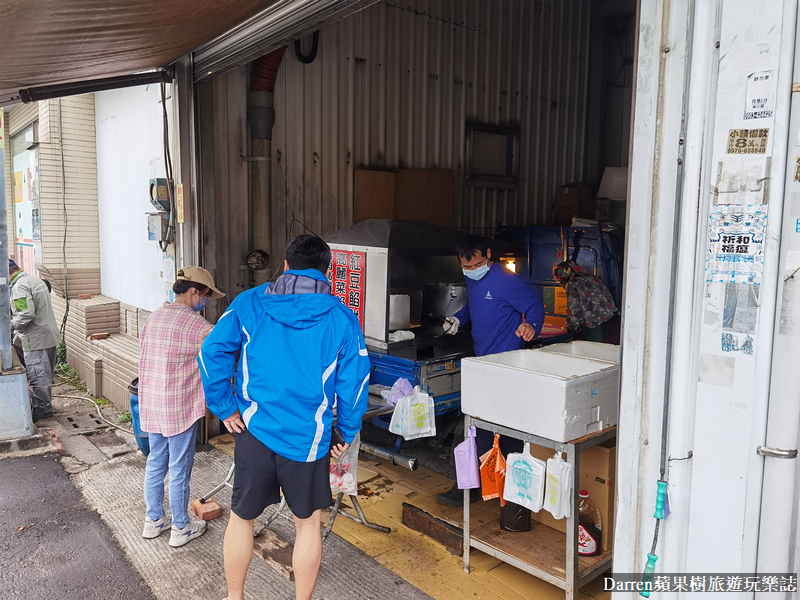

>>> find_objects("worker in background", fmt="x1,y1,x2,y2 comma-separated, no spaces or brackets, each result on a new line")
9,259,60,423
12,279,52,369
199,235,370,600
437,236,545,506
139,266,224,548
553,261,619,344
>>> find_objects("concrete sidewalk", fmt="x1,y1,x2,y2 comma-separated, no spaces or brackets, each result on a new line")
15,378,432,600
74,446,431,600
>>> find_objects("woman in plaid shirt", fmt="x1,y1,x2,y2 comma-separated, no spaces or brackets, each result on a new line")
139,266,224,547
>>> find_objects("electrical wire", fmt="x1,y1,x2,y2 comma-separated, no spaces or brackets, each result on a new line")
159,81,176,255
58,99,70,341
53,394,135,435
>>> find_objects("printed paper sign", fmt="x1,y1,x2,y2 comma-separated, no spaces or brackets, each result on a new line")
727,129,769,154
706,204,767,285
744,71,775,120
176,183,184,224
329,250,367,329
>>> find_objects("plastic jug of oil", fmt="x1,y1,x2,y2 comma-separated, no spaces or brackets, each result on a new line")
578,490,602,556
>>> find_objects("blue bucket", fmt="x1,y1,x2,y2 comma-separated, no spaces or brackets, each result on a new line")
128,377,150,456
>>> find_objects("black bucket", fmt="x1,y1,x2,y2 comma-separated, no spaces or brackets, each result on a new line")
500,502,531,532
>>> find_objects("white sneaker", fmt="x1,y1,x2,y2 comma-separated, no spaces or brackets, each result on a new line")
142,515,170,539
169,519,207,547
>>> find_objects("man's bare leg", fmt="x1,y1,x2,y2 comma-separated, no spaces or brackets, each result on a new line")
292,510,323,600
224,512,255,600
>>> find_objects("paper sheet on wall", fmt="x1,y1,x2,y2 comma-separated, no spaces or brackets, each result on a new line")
744,71,775,120
706,204,767,285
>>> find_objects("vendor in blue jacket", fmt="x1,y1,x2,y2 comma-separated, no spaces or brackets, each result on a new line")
199,235,371,600
437,234,545,506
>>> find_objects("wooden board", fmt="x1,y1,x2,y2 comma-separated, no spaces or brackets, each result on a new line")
402,502,464,556
471,519,612,583
209,433,235,458
409,490,502,530
252,521,294,581
354,169,396,223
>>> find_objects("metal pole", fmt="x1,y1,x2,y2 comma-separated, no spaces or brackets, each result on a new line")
0,109,13,370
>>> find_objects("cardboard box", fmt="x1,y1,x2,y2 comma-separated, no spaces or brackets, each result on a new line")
542,286,569,316
394,169,453,227
354,169,396,223
527,443,615,552
554,184,595,225
353,168,454,227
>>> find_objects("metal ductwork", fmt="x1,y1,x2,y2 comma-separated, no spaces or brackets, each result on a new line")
192,0,378,81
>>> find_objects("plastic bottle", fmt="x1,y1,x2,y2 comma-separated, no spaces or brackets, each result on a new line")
578,490,602,556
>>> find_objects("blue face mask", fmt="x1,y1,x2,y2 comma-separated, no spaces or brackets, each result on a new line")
463,263,490,281
192,297,207,312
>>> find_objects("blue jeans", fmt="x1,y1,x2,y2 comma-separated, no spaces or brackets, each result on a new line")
144,422,198,529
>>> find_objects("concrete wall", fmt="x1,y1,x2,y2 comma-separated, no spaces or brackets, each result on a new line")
95,86,170,312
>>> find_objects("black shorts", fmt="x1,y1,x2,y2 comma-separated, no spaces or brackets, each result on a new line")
230,428,332,520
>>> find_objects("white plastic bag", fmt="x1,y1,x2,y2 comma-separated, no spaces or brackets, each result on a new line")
402,388,436,440
503,442,547,512
388,393,410,436
330,431,360,495
543,451,573,520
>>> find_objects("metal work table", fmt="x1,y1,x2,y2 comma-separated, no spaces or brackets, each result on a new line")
462,416,616,599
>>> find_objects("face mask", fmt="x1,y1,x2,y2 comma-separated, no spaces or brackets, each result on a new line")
192,297,207,312
463,263,490,281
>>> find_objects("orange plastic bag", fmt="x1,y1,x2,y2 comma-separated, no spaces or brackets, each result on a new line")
479,433,508,505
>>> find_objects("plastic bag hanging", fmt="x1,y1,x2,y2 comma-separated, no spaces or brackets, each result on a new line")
479,433,507,504
543,450,573,519
503,442,546,512
454,426,480,489
381,377,414,406
402,388,436,440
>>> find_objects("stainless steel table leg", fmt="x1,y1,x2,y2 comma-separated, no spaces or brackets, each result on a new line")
254,497,287,537
200,461,235,503
463,415,472,574
565,443,580,600
322,493,345,541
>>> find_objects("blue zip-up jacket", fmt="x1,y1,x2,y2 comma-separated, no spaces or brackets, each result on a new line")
453,263,545,357
198,269,371,462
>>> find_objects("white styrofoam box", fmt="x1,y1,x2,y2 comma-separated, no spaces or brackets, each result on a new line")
461,349,619,443
0,372,33,441
540,341,620,364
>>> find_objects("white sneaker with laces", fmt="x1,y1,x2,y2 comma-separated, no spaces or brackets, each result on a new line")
169,519,207,547
142,515,170,539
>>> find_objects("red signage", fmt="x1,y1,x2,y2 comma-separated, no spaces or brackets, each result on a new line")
329,250,366,329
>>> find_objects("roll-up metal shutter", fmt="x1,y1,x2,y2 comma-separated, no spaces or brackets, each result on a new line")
192,0,377,81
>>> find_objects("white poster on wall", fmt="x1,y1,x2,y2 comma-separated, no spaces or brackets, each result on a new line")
706,204,767,285
744,71,775,120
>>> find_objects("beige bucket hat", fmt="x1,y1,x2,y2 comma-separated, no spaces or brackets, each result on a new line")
176,266,225,299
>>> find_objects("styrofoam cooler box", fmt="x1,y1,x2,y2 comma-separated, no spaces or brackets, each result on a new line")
540,341,620,364
461,349,619,443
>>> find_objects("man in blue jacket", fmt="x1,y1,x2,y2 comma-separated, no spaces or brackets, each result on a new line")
437,235,545,506
199,235,370,600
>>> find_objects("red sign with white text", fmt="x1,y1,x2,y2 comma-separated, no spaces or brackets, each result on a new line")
329,250,366,330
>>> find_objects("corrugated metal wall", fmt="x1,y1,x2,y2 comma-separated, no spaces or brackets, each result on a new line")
272,0,591,257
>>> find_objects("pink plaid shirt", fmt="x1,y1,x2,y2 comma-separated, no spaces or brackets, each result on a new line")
139,302,214,437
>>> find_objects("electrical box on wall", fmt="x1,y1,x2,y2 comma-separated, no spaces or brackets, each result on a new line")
147,212,170,242
149,178,172,212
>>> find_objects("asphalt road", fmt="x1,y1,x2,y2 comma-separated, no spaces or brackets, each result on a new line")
0,452,155,600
